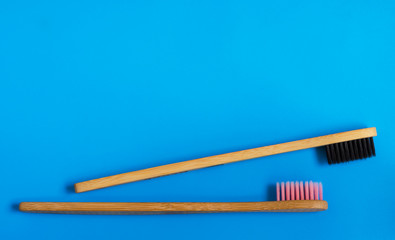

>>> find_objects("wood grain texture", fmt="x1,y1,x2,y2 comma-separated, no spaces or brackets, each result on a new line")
20,201,328,214
75,127,376,193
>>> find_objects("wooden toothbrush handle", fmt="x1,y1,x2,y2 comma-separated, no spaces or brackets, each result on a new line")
75,127,376,193
20,201,328,214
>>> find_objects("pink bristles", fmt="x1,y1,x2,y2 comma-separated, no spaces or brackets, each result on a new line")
295,182,300,200
319,182,323,200
305,181,309,200
291,182,295,200
309,181,314,200
277,181,323,201
314,182,319,200
276,182,280,201
300,181,304,200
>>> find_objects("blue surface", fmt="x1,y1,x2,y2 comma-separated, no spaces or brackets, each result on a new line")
1,0,394,239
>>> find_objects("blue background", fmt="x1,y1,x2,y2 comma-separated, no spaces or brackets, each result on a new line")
1,0,394,239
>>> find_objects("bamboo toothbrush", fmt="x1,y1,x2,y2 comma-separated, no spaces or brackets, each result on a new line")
75,127,376,193
21,181,327,214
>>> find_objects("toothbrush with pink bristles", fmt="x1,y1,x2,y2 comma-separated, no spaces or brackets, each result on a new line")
20,180,327,214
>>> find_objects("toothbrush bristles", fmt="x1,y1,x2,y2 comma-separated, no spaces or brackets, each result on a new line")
305,181,309,200
276,181,323,201
325,137,376,164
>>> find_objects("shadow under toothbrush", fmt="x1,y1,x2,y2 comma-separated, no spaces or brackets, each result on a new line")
266,183,277,201
315,147,328,166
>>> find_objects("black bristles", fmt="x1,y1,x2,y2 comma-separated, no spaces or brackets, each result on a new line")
325,137,376,164
366,138,372,157
347,141,355,160
331,144,337,163
338,143,346,162
352,140,359,159
362,138,369,158
343,142,351,161
369,137,376,156
356,139,365,159
326,145,332,164
334,143,342,163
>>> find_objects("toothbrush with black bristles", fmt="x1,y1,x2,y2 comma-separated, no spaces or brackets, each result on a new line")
74,127,377,193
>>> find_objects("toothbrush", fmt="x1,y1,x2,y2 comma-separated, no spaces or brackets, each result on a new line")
20,181,327,214
75,127,376,193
